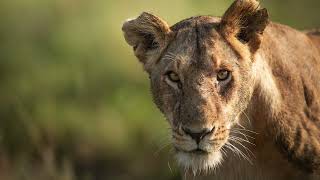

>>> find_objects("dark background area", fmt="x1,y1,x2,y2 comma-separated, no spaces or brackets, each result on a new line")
0,0,319,179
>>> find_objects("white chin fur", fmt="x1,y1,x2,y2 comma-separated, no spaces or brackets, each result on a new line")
175,151,223,175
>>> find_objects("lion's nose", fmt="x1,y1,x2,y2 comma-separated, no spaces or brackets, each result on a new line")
182,127,215,144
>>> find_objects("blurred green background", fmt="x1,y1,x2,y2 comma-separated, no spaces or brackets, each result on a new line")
0,0,319,179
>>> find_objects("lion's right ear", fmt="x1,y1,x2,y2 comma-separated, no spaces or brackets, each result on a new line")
122,12,172,72
220,0,269,55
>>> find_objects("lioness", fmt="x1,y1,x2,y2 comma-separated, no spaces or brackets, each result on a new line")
122,0,320,179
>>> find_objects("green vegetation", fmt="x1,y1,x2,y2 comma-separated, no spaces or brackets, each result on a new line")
0,0,319,179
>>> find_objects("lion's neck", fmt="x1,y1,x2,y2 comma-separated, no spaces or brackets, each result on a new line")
251,53,282,115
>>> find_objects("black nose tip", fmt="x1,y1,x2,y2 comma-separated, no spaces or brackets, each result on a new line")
182,127,215,144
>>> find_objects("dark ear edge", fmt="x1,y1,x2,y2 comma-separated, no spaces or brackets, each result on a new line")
220,0,269,54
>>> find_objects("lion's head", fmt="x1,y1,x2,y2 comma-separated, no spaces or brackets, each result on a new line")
122,0,269,174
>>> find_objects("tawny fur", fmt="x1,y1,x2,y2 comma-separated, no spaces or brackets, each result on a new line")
122,0,320,179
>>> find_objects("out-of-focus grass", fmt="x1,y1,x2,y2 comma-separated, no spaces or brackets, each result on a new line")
0,0,319,179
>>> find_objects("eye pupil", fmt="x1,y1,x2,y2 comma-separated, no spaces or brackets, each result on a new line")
217,70,230,81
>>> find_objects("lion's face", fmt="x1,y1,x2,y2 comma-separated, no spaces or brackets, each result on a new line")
122,0,268,174
149,17,255,173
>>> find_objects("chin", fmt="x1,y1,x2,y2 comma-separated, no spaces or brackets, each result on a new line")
175,151,223,175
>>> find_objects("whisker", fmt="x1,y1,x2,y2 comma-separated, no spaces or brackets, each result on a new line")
231,130,255,139
243,111,252,124
226,142,253,164
168,161,173,173
220,146,227,158
228,138,255,158
232,128,258,134
154,142,171,156
153,133,171,155
236,122,246,130
224,143,241,159
230,135,255,146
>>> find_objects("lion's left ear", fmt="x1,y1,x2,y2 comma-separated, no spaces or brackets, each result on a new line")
220,0,269,54
122,12,172,72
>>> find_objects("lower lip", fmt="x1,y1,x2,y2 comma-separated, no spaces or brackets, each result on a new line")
191,149,208,155
174,147,209,155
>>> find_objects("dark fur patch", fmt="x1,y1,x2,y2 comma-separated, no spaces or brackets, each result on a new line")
195,21,202,58
275,127,314,173
141,33,159,50
303,82,314,107
304,108,320,128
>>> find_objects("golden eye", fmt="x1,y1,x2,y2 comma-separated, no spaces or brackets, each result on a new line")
167,71,180,82
217,70,230,81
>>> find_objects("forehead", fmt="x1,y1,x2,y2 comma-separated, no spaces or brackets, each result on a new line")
164,16,237,70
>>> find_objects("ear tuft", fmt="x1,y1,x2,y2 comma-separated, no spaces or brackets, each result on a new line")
220,0,269,54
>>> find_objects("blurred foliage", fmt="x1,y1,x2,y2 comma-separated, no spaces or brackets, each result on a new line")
0,0,319,180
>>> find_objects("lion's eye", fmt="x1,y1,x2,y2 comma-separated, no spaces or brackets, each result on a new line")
217,70,230,81
167,71,180,82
